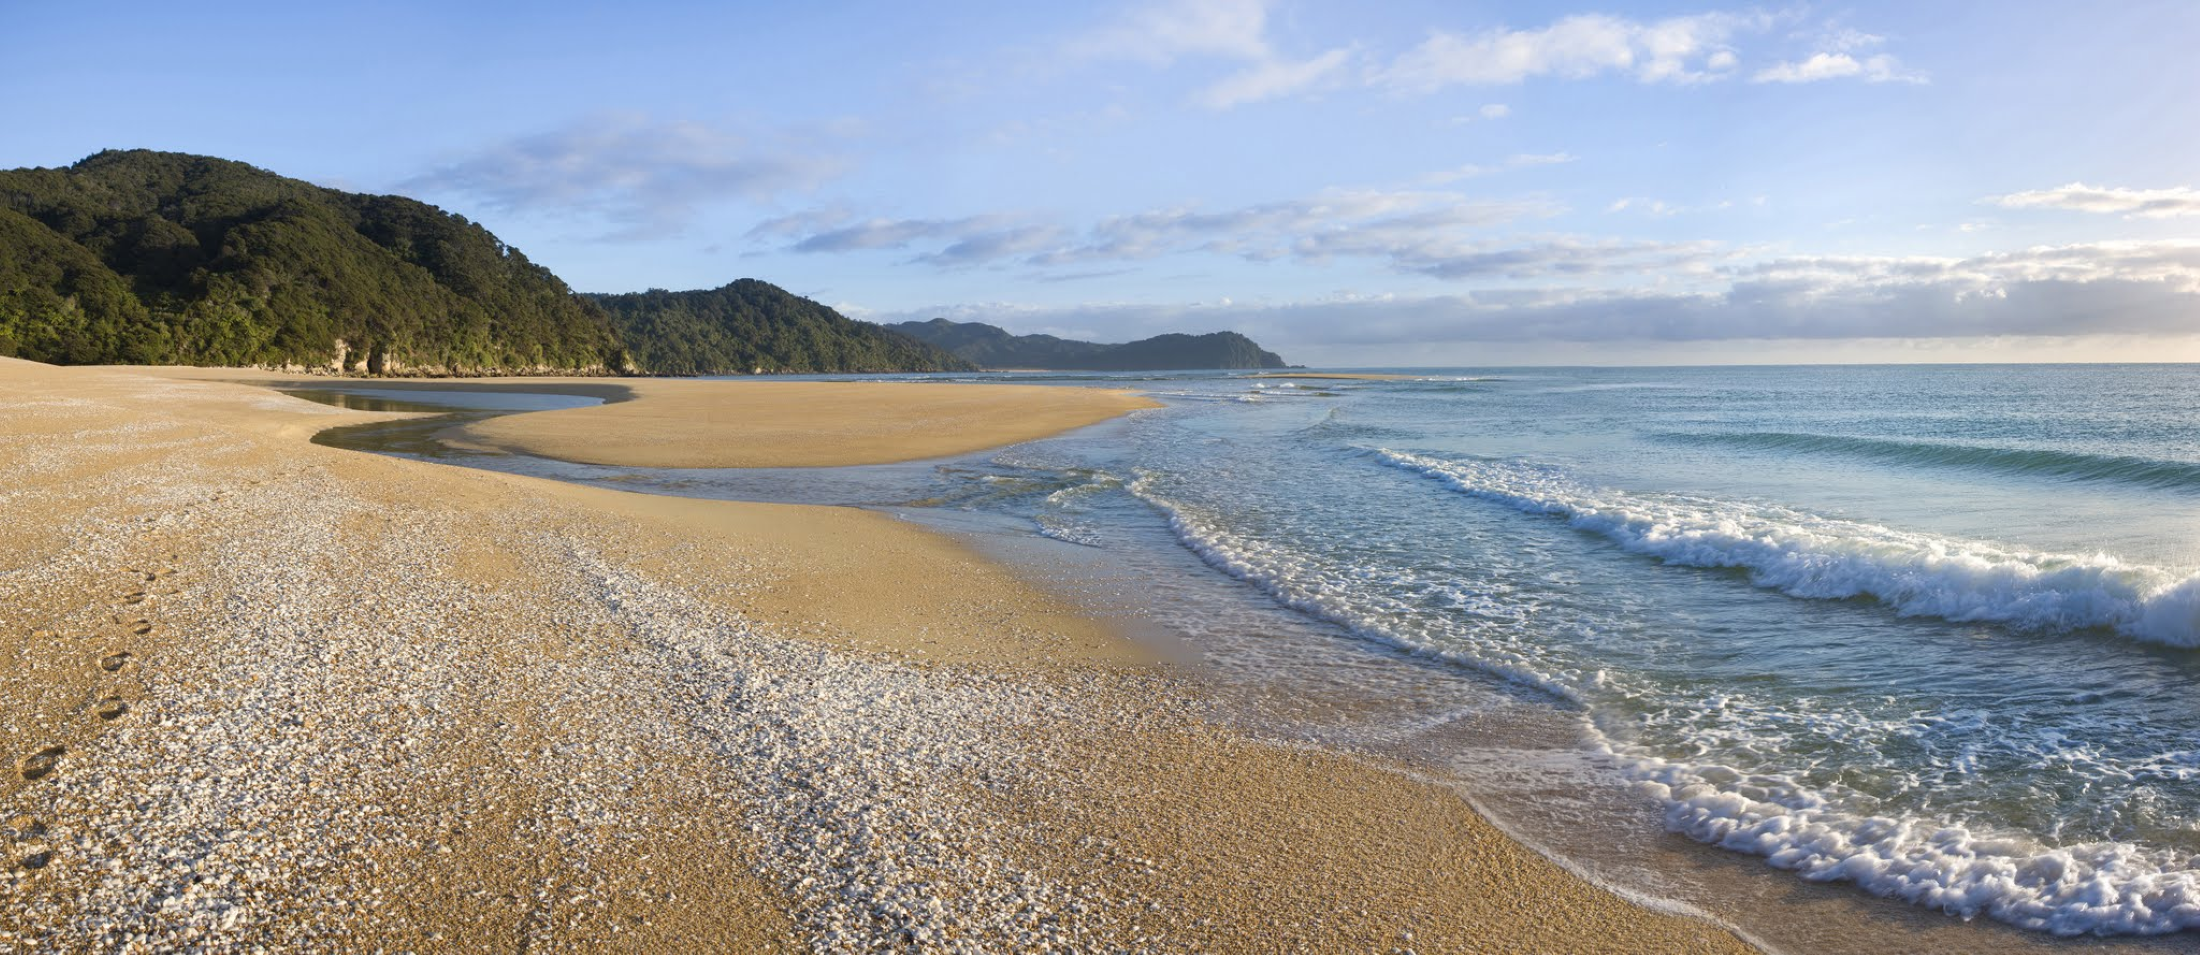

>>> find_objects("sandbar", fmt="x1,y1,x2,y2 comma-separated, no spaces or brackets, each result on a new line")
439,379,1160,468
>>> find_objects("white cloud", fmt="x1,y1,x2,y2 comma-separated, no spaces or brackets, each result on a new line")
1753,52,1859,82
1080,7,1923,106
402,114,843,238
1751,51,1921,84
1377,12,1758,90
1986,183,2200,219
1820,28,1888,53
1608,197,1678,216
1444,103,1513,126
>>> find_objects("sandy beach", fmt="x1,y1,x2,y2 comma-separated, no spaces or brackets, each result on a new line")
0,360,1755,952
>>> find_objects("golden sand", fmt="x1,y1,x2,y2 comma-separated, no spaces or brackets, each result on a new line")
441,379,1161,468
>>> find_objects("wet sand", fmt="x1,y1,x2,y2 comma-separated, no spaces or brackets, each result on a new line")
1,359,1754,952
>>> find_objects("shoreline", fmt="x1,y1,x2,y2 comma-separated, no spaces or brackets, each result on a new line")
2,360,1757,951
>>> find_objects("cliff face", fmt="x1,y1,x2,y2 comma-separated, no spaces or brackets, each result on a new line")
886,318,1288,371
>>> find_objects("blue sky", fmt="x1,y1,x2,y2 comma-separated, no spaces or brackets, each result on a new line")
6,0,2198,364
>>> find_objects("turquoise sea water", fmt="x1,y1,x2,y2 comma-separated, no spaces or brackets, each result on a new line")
309,365,2200,939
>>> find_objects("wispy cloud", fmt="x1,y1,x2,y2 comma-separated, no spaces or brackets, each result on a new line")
1752,28,1924,84
1421,152,1576,185
1986,183,2200,219
914,224,1077,268
1375,12,1760,90
1752,51,1921,83
1197,46,1356,108
761,186,1576,277
751,211,1069,267
1071,6,1925,107
402,114,844,238
1072,0,1273,62
1073,0,1355,109
1607,196,1736,217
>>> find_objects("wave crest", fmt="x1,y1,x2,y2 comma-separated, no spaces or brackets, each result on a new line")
1376,449,2200,647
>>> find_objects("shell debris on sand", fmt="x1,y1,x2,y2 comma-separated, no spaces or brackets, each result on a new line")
0,368,1171,952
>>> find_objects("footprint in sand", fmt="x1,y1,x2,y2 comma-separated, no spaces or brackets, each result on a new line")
99,651,134,672
126,620,153,636
17,746,64,782
121,591,148,605
95,698,130,722
5,818,53,872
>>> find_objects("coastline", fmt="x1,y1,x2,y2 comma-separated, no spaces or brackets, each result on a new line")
0,360,1754,952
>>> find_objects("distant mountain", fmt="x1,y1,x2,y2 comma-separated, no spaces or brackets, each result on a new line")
0,149,623,374
887,318,1288,371
0,150,973,377
588,281,973,375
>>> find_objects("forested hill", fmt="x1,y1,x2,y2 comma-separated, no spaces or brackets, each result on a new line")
0,150,624,373
887,318,1289,371
0,150,966,376
586,282,972,375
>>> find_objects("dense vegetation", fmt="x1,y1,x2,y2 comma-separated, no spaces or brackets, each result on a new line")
887,318,1288,370
0,150,1270,377
588,281,972,375
0,150,624,373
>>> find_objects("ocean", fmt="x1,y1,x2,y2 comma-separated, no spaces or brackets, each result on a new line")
306,364,2200,946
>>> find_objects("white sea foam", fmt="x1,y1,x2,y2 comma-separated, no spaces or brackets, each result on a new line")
1129,453,2200,936
1628,756,2200,935
1124,470,1585,703
1035,473,1119,547
1376,450,2200,648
